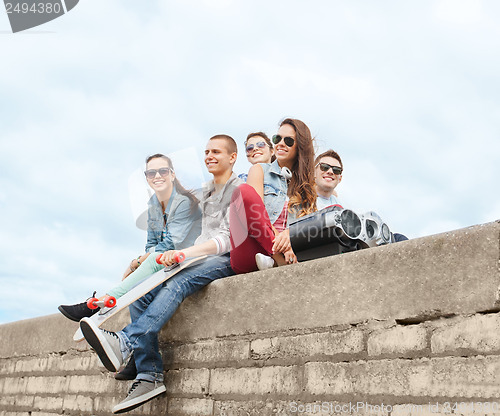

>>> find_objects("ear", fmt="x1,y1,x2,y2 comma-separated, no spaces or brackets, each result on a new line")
229,152,237,165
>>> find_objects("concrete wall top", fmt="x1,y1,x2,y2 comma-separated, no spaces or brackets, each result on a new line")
1,221,499,356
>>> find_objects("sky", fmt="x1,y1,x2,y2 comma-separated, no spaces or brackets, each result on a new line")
0,0,499,324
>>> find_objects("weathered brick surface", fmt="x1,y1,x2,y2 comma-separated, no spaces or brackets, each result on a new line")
305,356,500,398
2,378,28,395
214,400,291,416
165,368,210,395
163,222,500,341
169,339,250,366
61,395,93,412
1,222,499,416
431,314,500,354
167,398,214,415
210,366,302,396
368,325,427,356
33,396,64,412
250,330,364,360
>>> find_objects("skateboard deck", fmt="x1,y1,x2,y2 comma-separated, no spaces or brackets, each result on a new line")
73,255,207,342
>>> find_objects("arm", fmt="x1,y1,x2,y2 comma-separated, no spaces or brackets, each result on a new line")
158,239,218,266
246,164,264,201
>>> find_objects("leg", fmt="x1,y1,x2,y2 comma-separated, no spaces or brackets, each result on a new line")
119,254,234,382
229,184,275,273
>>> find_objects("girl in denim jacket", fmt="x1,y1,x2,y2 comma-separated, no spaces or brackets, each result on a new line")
58,154,201,322
229,118,317,273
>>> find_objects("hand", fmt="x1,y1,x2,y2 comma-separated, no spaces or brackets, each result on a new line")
283,248,297,264
158,250,182,267
272,229,291,254
122,253,150,281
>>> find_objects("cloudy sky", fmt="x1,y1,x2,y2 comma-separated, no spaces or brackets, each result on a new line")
0,0,499,324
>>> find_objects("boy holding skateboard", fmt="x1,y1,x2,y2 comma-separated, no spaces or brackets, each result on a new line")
79,135,242,414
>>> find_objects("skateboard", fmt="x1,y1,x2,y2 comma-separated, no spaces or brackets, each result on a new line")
73,253,206,342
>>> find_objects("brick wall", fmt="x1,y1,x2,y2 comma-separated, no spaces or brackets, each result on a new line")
1,221,499,416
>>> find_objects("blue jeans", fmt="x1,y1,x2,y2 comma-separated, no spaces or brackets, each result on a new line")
117,254,234,382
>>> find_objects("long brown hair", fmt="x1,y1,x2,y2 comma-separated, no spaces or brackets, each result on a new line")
146,154,199,213
280,118,317,217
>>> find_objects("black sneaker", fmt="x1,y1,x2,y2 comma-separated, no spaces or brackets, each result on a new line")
115,356,137,381
112,380,166,414
58,291,100,322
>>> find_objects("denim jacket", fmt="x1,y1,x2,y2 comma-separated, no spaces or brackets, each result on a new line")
145,188,202,253
260,160,289,225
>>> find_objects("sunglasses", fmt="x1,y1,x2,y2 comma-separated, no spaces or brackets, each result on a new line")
272,135,295,147
245,141,268,154
316,162,342,175
144,167,173,179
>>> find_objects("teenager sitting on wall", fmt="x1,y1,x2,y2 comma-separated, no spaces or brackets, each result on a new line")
229,118,317,273
58,154,201,322
238,131,275,181
78,135,242,414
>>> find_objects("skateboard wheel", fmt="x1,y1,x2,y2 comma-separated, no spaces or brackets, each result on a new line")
103,296,116,308
174,252,185,263
87,297,99,310
156,254,163,264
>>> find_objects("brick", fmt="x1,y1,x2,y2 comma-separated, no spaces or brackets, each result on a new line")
431,314,500,354
168,398,214,415
15,357,49,373
171,339,249,365
210,366,302,396
25,376,68,395
0,359,18,375
0,395,34,407
165,368,210,395
33,396,63,411
305,356,500,398
66,374,120,394
250,330,363,360
47,353,95,372
62,395,93,412
393,403,471,416
368,325,427,356
2,377,28,395
214,400,291,416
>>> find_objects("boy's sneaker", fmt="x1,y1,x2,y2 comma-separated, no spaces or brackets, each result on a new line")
80,317,124,372
112,379,166,414
115,356,137,381
255,253,274,270
58,291,100,322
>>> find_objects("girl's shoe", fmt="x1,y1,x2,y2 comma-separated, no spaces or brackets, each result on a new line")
255,253,274,270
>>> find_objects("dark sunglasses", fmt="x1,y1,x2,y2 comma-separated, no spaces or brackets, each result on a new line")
144,167,173,179
316,162,342,175
245,141,268,154
272,135,295,147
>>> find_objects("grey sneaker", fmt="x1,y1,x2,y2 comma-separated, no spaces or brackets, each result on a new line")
112,379,166,414
80,317,124,372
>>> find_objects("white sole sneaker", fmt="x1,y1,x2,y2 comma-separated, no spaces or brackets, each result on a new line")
255,253,274,270
112,380,166,414
80,317,122,372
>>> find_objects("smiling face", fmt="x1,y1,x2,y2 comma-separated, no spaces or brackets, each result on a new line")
204,138,237,178
315,155,342,196
145,156,175,196
245,135,274,165
274,124,298,168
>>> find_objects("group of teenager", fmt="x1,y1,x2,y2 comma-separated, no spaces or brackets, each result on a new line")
58,118,377,414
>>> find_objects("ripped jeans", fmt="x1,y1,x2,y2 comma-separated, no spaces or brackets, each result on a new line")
117,254,234,382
